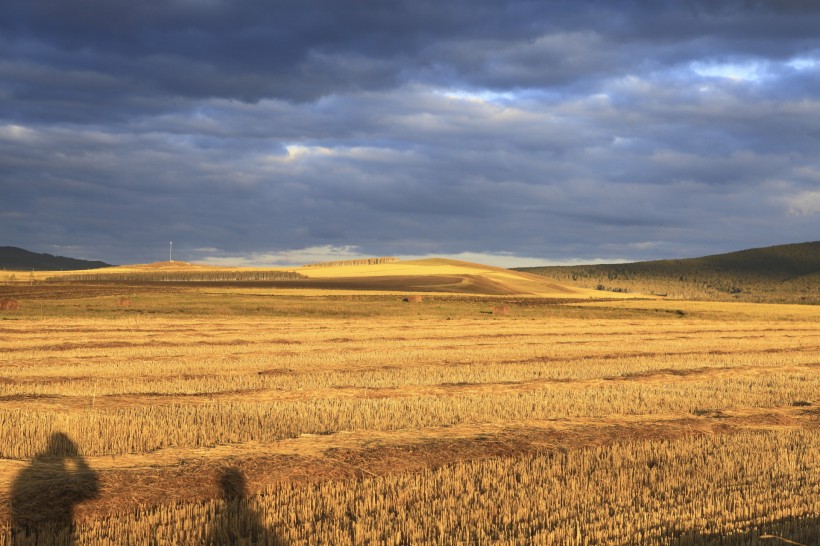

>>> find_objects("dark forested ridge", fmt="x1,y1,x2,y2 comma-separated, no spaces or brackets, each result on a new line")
517,242,820,304
0,246,111,271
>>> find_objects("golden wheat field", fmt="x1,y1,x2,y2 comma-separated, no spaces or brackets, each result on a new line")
0,268,818,545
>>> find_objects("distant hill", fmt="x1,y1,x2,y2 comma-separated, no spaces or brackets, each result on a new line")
51,258,607,297
516,242,820,304
0,246,111,271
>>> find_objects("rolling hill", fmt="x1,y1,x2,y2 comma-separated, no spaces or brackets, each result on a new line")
517,241,820,304
292,258,608,296
40,258,619,298
0,246,111,271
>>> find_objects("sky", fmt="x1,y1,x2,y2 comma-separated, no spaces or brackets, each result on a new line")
1,0,819,267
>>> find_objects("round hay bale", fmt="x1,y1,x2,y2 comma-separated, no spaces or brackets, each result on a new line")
492,304,511,316
118,297,133,308
403,295,424,304
0,299,20,310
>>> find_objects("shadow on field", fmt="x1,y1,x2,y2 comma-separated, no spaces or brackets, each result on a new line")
206,466,287,546
10,432,100,546
669,516,820,546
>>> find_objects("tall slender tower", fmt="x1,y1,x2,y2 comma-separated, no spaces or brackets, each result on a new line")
169,241,173,262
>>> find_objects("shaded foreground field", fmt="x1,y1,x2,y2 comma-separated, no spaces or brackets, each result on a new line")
0,283,818,544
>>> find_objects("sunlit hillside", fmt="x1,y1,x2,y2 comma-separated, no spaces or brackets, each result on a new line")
12,258,629,299
519,241,820,304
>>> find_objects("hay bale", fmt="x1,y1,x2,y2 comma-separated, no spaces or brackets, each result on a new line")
118,297,133,308
403,295,424,304
0,299,20,310
492,304,511,316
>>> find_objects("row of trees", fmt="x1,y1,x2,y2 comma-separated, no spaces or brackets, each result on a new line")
302,257,399,268
50,271,307,282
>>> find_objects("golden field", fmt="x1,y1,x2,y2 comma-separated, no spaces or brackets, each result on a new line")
0,261,818,545
12,258,613,297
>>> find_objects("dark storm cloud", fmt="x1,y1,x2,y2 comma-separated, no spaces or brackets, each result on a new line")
6,0,820,111
2,1,820,265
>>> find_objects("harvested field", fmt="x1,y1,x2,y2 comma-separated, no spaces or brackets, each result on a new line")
0,279,818,544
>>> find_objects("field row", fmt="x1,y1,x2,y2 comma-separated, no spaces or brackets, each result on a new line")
3,429,817,545
1,294,818,544
0,312,817,460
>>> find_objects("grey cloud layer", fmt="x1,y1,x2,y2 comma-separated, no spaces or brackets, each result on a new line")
1,1,819,265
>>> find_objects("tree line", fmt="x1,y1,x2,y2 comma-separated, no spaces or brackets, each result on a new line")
50,271,307,282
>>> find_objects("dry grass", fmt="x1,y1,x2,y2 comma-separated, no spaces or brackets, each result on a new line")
492,304,511,315
0,286,817,544
2,430,817,545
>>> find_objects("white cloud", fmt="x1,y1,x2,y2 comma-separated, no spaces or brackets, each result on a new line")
198,245,366,267
784,191,820,215
690,60,769,82
627,241,660,251
0,124,37,142
434,88,518,105
787,56,819,71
